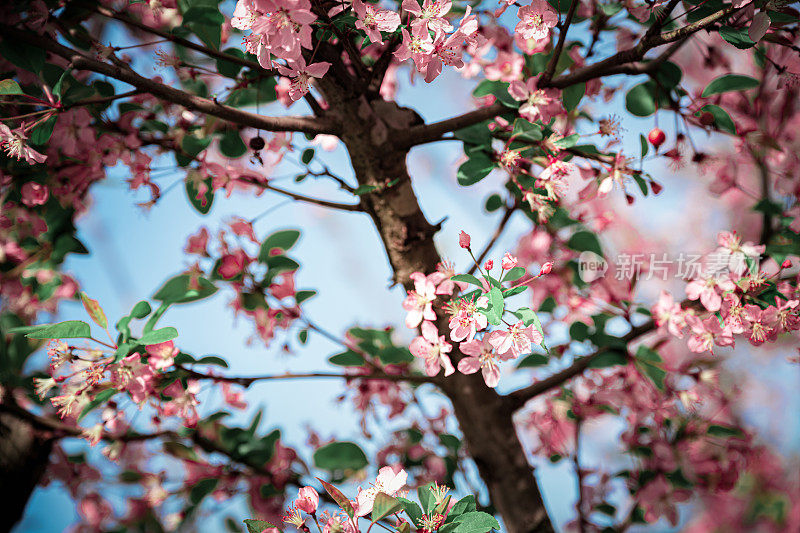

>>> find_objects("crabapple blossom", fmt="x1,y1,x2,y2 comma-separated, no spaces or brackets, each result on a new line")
501,252,518,270
410,321,455,377
508,77,564,124
457,336,507,387
354,466,408,516
489,320,542,357
515,0,558,41
276,59,331,101
353,0,401,44
447,296,489,342
294,486,319,514
402,272,438,328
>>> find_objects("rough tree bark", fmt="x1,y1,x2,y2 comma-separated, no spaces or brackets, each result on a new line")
317,74,555,532
0,399,53,533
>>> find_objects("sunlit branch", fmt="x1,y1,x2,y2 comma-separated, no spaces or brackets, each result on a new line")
0,25,337,135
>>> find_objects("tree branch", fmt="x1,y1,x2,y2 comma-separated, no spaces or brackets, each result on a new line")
505,320,656,411
396,102,508,148
541,2,744,89
85,3,270,74
468,205,515,275
540,0,580,86
175,366,435,387
1,25,337,135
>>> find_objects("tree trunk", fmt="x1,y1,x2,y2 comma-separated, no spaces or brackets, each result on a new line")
0,403,53,532
321,80,555,531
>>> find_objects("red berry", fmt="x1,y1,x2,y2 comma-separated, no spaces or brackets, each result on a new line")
648,127,666,148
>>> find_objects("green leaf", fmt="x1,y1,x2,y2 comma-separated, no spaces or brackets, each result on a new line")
190,478,218,504
708,424,745,438
295,290,317,304
511,118,543,142
503,267,526,282
449,495,477,517
196,355,228,367
29,116,56,145
220,129,247,158
417,483,435,514
567,230,603,256
353,184,378,195
153,274,218,304
313,441,368,471
699,104,736,134
397,497,424,527
317,478,355,518
517,353,548,368
78,389,117,421
553,133,580,149
80,293,108,330
701,74,759,98
625,82,657,117
130,301,152,319
0,79,23,95
451,274,484,288
182,6,223,49
216,48,245,78
484,287,505,326
329,350,365,367
562,82,585,111
258,230,300,260
139,327,178,345
484,194,504,212
449,511,501,532
457,152,495,186
371,492,402,522
185,174,214,215
472,80,519,108
639,134,649,158
181,134,212,157
301,148,315,165
19,320,92,339
719,25,756,49
587,350,628,368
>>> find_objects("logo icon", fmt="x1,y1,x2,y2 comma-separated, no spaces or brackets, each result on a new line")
578,251,607,282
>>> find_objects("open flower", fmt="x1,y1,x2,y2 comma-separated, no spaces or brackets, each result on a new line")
355,466,408,516
410,321,455,377
515,0,558,41
489,320,542,358
295,486,319,514
276,58,331,101
457,336,508,387
402,272,438,328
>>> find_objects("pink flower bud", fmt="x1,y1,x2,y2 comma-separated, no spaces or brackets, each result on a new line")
782,259,792,269
295,486,319,514
484,260,493,270
458,230,471,249
21,182,49,207
501,253,518,270
540,261,553,275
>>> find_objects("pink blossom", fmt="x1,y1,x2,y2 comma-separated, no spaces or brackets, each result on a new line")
652,290,686,338
21,182,49,207
145,340,177,370
515,0,558,41
354,0,401,44
294,486,319,514
355,466,407,516
218,249,250,279
685,275,736,312
508,78,563,124
276,58,331,101
410,321,455,377
0,123,47,164
222,382,248,410
502,252,518,270
448,296,488,342
459,230,471,248
686,315,735,354
185,227,209,255
457,336,507,387
402,272,438,328
402,0,453,35
489,320,542,357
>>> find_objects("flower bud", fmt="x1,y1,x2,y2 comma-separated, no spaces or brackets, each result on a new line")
647,127,666,149
458,230,471,249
